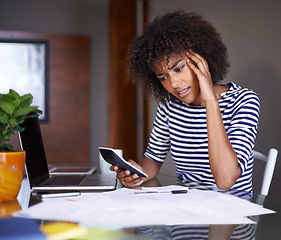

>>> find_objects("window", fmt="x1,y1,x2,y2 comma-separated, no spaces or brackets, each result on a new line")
0,40,49,121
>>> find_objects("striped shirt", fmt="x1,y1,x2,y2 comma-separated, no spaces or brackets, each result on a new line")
145,82,260,191
137,224,255,239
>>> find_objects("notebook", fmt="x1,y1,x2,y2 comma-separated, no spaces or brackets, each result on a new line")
19,117,117,191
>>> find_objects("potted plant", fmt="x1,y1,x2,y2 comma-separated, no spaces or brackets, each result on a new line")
0,89,42,201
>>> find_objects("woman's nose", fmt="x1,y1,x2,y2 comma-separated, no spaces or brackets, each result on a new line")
170,76,181,88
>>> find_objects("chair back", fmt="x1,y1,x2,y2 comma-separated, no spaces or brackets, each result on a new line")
254,148,278,196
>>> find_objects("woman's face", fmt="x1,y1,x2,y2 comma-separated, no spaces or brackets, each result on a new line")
154,54,202,106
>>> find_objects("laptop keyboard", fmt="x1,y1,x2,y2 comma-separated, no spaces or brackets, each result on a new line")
46,175,84,186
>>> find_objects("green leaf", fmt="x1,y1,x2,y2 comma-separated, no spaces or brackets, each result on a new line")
15,116,26,125
19,94,33,107
29,106,40,113
35,109,43,115
14,125,25,132
4,132,12,140
8,89,20,100
14,94,38,117
2,143,13,151
28,111,42,118
0,95,15,115
8,117,17,127
0,123,6,132
14,106,31,118
20,106,40,117
0,94,14,102
13,98,22,108
0,109,9,123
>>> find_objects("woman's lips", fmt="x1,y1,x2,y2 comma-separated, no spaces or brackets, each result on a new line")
177,87,190,98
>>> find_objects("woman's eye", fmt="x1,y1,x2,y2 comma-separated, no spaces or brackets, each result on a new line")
175,65,184,72
159,76,167,82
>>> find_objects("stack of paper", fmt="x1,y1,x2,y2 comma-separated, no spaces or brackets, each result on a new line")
14,185,275,229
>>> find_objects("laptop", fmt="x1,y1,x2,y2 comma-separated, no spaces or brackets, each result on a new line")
19,117,117,192
48,165,96,175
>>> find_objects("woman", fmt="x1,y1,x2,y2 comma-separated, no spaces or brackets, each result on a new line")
111,10,260,191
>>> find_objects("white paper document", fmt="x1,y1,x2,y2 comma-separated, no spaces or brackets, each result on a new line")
14,185,275,228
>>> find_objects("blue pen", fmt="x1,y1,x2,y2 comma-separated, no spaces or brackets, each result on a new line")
134,189,188,194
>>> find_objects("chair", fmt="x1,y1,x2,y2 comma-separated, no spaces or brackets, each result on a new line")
253,148,278,229
254,148,278,196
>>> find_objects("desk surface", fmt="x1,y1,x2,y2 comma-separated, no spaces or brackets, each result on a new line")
138,175,281,240
2,174,281,240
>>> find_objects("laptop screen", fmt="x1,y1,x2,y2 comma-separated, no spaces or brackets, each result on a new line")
20,117,49,186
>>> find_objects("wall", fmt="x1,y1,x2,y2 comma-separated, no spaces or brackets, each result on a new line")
0,0,109,167
150,0,281,198
0,30,90,165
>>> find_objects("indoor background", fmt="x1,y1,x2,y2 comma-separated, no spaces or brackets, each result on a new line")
0,0,280,198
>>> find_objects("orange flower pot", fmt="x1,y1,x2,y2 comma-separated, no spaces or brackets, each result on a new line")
0,199,22,217
0,151,25,202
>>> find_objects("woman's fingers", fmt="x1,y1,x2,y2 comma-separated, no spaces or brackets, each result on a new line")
187,50,210,75
110,165,119,172
186,50,216,103
116,168,130,179
110,159,145,187
113,160,145,187
119,173,144,187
